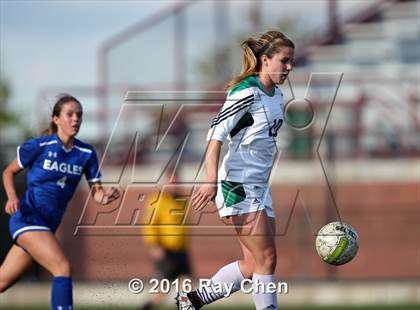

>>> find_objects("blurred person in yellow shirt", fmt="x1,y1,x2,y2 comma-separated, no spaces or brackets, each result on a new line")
140,167,192,310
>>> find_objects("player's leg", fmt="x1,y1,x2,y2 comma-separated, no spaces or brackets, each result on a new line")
237,229,256,278
178,261,245,310
234,210,276,274
233,210,278,310
0,245,34,293
17,231,73,310
177,216,258,309
192,238,258,306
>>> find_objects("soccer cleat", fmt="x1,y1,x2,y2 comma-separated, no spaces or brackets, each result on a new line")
262,305,277,309
175,291,196,310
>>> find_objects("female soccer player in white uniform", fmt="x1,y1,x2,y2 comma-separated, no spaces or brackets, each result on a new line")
0,94,120,309
177,31,294,310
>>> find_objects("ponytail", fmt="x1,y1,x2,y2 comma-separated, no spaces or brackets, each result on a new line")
226,38,259,89
41,121,58,136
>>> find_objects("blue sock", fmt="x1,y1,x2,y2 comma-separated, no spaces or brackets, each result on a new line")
51,276,73,310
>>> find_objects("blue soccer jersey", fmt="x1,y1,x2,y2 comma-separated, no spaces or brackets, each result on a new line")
11,133,101,238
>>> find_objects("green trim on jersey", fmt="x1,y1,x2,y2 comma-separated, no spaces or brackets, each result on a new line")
230,112,254,138
229,75,275,97
221,181,246,207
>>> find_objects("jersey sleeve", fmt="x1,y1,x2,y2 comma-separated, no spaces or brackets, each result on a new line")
17,137,42,168
207,90,254,142
84,148,102,183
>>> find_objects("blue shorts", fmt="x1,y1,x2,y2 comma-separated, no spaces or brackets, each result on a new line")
9,209,59,241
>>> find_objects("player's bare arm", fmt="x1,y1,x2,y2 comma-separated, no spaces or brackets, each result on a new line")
192,139,221,211
2,159,23,215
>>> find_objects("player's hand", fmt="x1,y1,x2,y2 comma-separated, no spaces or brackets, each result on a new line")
95,187,120,205
192,183,217,211
5,197,20,215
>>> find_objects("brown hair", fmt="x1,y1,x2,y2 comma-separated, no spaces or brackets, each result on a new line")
227,30,295,89
42,94,82,135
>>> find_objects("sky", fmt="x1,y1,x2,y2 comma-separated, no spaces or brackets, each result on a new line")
1,1,168,117
0,0,371,133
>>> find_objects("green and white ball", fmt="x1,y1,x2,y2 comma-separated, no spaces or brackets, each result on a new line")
315,221,359,265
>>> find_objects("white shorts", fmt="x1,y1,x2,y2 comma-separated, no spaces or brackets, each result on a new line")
215,181,275,218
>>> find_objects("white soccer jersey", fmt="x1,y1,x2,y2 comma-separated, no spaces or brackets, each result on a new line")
207,75,284,185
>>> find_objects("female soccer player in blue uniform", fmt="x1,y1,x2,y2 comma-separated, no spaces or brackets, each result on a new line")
0,94,120,309
177,31,295,310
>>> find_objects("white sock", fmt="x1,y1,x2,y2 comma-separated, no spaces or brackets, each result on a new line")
252,273,278,310
196,261,244,304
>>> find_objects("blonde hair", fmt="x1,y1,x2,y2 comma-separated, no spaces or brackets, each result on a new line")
42,94,82,136
227,30,295,89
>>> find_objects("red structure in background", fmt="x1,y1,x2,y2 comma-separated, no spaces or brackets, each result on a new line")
59,181,419,281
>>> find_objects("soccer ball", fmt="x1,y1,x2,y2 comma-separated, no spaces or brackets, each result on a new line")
315,221,359,265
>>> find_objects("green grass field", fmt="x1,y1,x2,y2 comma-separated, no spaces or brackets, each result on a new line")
5,305,419,310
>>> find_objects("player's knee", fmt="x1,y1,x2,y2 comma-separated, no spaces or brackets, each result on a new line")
51,258,72,277
0,278,10,293
263,248,277,271
255,247,276,272
240,258,256,278
0,269,8,293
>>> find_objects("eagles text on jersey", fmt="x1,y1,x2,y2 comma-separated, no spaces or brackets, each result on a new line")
16,133,101,226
